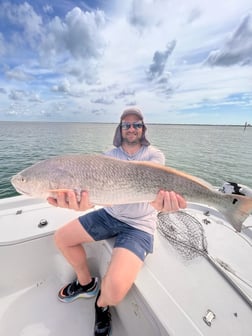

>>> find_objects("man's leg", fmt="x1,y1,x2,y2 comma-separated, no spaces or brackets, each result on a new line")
54,218,95,285
94,247,143,335
98,247,143,307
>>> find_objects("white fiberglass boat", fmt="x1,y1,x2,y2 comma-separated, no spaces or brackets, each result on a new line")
0,183,252,335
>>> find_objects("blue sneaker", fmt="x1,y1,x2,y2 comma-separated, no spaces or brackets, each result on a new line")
58,277,99,303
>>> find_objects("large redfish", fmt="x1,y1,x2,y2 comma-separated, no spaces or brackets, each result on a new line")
11,154,252,232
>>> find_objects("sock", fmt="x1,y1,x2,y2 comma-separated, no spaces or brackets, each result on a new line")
79,277,95,291
95,290,109,311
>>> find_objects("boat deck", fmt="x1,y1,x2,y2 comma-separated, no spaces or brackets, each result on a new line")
0,196,252,335
0,273,128,336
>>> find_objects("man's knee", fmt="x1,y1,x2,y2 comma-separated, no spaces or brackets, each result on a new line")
101,274,133,306
54,218,94,250
54,227,65,250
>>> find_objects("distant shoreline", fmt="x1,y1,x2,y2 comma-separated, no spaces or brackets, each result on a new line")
0,120,251,127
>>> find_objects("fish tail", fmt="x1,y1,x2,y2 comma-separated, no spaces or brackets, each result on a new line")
221,194,252,232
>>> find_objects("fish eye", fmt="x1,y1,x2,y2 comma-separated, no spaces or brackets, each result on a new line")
21,177,26,182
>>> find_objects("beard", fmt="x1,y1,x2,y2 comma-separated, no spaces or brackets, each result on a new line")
121,132,142,145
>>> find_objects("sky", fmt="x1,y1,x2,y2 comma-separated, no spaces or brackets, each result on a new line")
0,0,251,124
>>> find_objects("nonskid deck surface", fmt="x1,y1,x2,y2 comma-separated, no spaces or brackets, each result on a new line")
1,196,252,336
0,275,94,336
0,275,127,336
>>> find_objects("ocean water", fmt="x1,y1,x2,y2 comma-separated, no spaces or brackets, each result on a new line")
0,121,251,199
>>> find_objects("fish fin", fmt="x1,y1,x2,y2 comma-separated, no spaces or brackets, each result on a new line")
221,194,252,232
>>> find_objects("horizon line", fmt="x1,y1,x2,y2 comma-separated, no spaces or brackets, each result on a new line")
0,120,251,127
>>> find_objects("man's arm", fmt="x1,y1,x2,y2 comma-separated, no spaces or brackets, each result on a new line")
148,148,187,211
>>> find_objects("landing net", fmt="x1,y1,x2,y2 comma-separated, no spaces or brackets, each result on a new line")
157,211,252,307
157,211,208,260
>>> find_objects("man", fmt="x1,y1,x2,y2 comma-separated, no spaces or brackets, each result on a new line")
48,107,186,336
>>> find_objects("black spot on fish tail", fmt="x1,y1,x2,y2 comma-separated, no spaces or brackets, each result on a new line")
227,181,246,196
232,198,238,204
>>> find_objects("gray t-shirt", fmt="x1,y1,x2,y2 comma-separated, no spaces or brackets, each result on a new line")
104,145,165,235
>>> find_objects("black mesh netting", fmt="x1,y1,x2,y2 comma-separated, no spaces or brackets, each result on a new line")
157,211,208,260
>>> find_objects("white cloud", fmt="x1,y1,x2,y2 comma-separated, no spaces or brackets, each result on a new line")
0,87,7,94
0,0,251,123
204,14,252,66
162,65,252,111
115,88,135,99
0,32,6,56
147,41,177,80
43,4,53,15
9,89,25,101
40,7,106,63
52,78,86,97
5,67,33,81
1,1,42,47
128,0,164,30
91,97,114,105
52,78,71,93
28,93,43,103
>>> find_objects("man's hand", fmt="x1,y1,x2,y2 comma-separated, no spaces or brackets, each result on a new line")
151,190,187,212
47,190,94,211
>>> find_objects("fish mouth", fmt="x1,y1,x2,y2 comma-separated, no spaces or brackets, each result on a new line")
12,185,31,196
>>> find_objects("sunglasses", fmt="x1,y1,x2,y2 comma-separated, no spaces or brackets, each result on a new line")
121,122,144,130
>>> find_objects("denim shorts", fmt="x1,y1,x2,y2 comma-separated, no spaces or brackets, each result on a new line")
78,208,153,261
